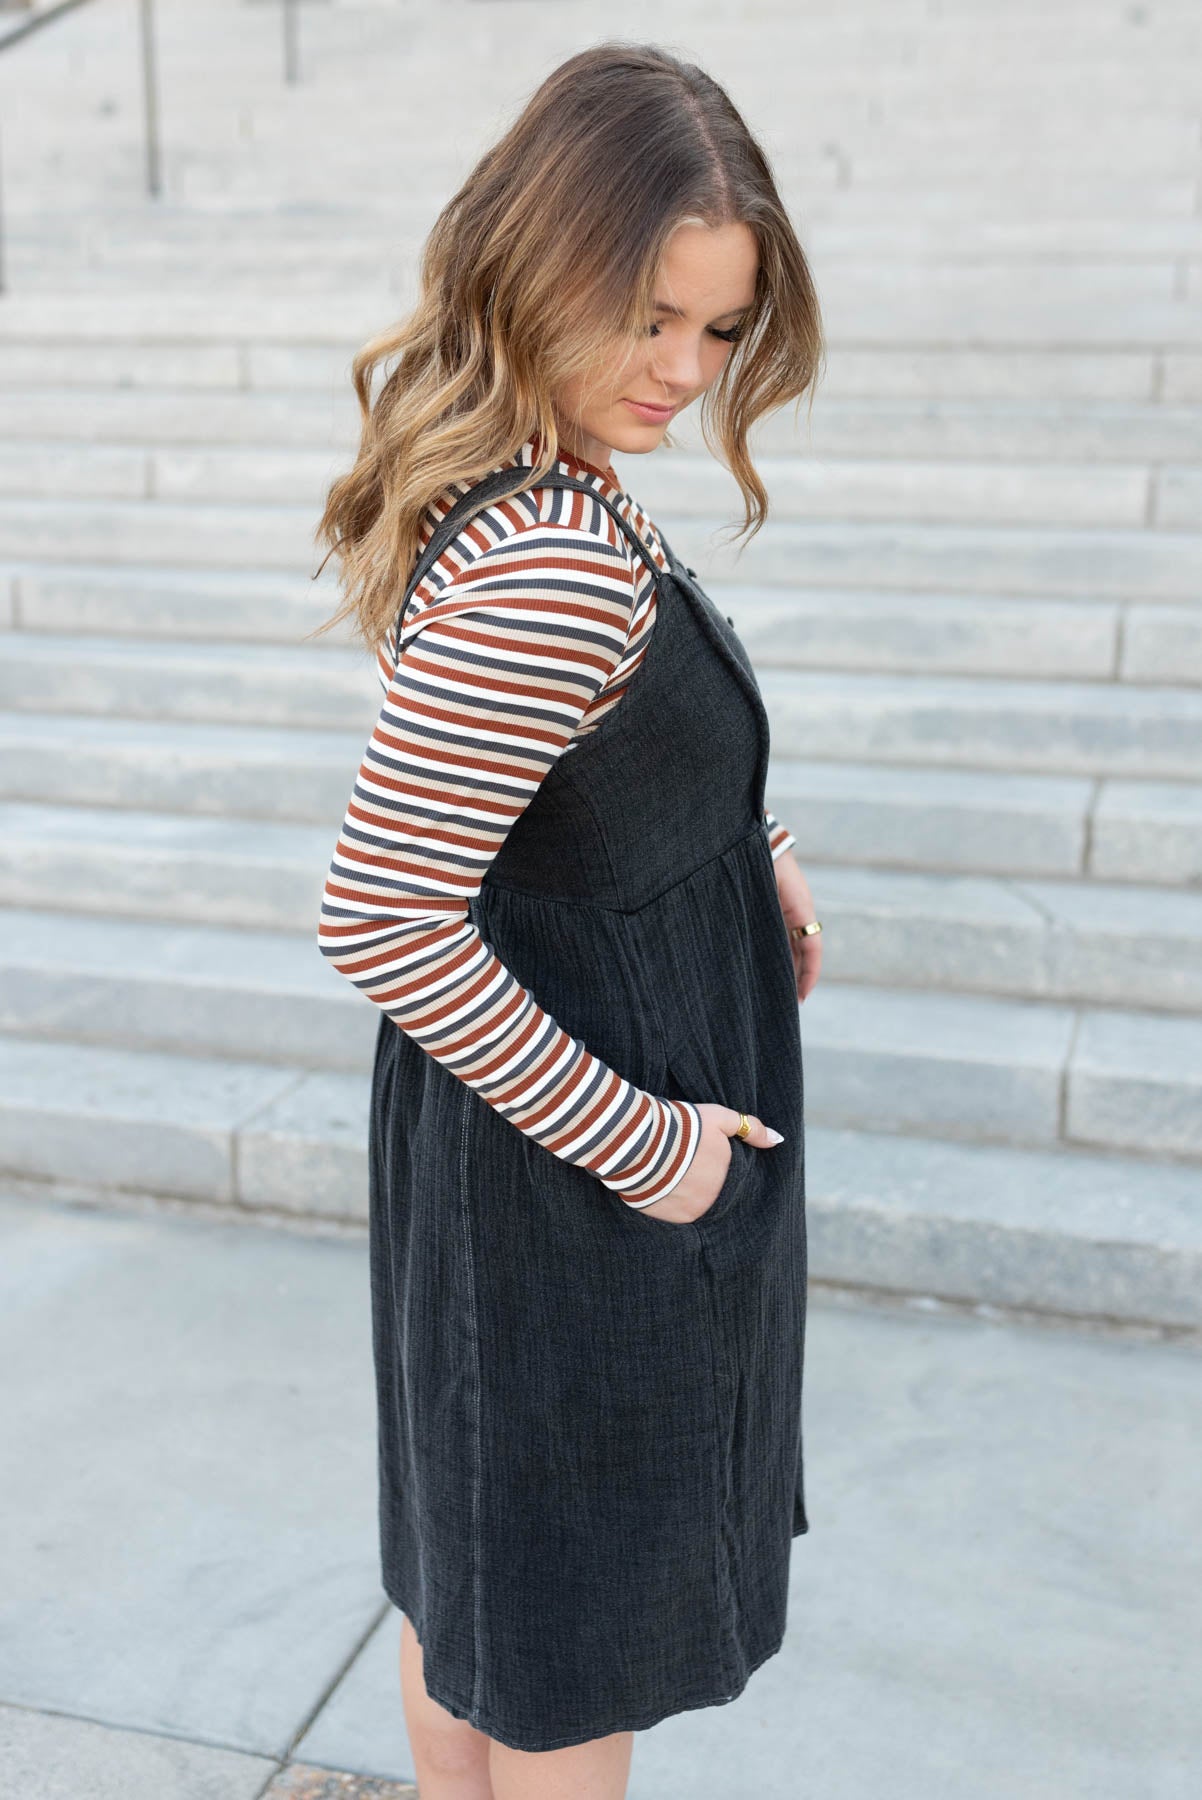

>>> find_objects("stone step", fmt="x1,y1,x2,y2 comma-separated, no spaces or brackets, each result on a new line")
1,1026,1197,1326
0,498,327,575
1,434,1200,538
0,434,1170,530
10,208,1202,258
599,400,1180,475
1087,777,1202,885
10,203,1202,310
12,129,1199,207
810,979,1202,1160
4,709,1200,885
5,904,1200,1159
15,106,1200,179
0,711,362,821
809,177,1199,221
2,290,1202,351
688,516,1202,601
807,1122,1202,1330
8,181,1195,284
9,567,1202,681
13,182,1199,252
0,341,1183,407
3,805,1200,1011
12,241,1202,319
0,634,378,731
0,801,328,931
639,442,1199,528
730,591,1202,684
0,1030,312,1212
757,668,1202,776
1,905,374,1074
812,218,1202,258
4,262,1194,316
18,72,1200,143
0,294,393,345
172,88,1202,131
795,863,1202,1014
767,760,1202,889
1069,1007,1202,1165
5,563,349,645
1,500,1199,599
5,633,1202,774
12,1,1202,81
4,386,1202,464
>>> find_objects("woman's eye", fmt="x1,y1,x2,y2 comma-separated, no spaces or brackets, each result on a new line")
646,323,744,343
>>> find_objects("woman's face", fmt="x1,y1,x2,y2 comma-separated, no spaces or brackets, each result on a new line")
554,219,759,471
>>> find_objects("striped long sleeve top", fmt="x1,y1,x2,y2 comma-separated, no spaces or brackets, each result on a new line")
317,433,797,1209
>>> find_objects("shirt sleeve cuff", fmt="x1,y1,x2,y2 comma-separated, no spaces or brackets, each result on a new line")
763,808,797,862
613,1099,703,1208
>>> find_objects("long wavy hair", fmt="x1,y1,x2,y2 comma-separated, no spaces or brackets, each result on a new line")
310,40,825,656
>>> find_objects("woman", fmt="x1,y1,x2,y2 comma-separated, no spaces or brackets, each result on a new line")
312,40,825,1800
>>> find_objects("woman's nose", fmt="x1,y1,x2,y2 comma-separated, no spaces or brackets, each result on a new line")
648,337,704,395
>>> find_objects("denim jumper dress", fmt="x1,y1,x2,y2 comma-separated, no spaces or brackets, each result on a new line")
368,464,809,1755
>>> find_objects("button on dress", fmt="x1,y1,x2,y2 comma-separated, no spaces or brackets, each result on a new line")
355,459,808,1754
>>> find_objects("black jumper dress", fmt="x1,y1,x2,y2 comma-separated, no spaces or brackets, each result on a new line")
368,464,809,1754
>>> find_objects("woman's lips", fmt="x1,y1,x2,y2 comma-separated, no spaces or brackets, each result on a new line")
623,399,676,422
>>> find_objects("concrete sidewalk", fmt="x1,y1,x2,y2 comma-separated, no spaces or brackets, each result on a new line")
1,1187,1198,1799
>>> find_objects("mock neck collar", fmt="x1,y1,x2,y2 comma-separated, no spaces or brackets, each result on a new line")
519,430,619,490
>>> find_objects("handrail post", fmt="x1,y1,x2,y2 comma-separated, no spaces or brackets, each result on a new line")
283,0,299,84
139,0,161,197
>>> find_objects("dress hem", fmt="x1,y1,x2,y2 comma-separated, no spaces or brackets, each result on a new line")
384,1586,794,1754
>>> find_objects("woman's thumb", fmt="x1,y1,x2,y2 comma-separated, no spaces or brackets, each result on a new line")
735,1112,784,1147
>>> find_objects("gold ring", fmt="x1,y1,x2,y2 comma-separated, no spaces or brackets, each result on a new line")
790,920,822,939
735,1112,752,1140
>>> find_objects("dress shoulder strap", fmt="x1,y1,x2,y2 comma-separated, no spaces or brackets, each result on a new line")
399,463,680,632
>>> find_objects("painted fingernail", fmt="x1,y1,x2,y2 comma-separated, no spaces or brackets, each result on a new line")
765,1128,785,1145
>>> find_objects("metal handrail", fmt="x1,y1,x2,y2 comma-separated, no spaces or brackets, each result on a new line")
0,0,305,293
0,0,95,54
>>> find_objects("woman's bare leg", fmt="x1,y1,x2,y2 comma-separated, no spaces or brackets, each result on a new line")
489,1730,634,1800
399,1611,494,1799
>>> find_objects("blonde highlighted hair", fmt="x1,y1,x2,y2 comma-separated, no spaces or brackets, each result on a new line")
310,40,825,655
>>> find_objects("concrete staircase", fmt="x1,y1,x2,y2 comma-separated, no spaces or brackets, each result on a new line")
1,0,1200,1328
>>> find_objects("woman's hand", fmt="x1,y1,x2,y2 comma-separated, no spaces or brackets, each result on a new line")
634,1103,784,1224
773,848,822,1003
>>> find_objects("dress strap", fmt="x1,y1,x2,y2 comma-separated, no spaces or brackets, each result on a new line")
528,469,685,581
399,461,679,633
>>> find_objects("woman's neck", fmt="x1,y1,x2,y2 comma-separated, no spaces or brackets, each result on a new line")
563,435,612,472
533,426,616,484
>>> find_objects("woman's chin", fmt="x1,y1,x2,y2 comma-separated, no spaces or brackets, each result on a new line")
606,417,672,454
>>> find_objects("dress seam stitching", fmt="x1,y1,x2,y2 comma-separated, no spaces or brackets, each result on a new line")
456,1094,485,1714
480,818,767,917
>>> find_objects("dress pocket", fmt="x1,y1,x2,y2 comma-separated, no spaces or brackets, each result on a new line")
662,1057,756,1229
694,1130,755,1228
